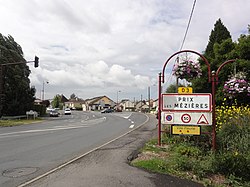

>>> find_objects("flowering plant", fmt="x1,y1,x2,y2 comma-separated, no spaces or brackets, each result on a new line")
172,60,202,81
223,72,250,98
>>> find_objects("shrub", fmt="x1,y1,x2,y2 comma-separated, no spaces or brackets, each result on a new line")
211,152,250,181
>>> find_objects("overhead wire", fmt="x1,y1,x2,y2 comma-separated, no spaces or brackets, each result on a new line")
164,0,197,89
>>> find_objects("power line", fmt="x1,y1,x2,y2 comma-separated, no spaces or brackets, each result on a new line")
165,0,197,87
179,0,197,51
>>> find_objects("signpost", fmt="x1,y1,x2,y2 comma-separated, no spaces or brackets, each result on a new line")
158,50,214,148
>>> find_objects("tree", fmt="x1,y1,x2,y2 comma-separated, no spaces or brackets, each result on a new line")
191,21,250,105
165,84,184,93
51,95,61,108
205,19,231,61
190,19,232,99
0,34,36,116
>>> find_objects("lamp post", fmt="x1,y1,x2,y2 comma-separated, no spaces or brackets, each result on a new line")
42,81,49,101
116,90,121,110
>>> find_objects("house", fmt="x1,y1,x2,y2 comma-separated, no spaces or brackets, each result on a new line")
134,101,145,111
85,96,115,111
64,97,86,111
119,99,135,111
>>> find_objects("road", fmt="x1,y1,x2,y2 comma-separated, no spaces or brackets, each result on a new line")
24,113,203,187
0,111,148,187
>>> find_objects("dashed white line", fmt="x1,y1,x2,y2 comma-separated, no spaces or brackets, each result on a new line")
129,125,135,128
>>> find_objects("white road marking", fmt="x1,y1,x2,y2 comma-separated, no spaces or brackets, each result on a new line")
131,121,134,124
0,125,88,138
129,125,135,128
18,113,150,187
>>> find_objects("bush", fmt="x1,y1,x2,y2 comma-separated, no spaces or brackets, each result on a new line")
216,104,250,154
212,152,250,181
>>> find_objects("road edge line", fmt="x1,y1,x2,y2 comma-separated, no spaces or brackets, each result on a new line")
18,113,149,187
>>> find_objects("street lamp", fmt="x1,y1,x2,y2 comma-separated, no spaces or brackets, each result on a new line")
116,90,121,110
42,81,49,100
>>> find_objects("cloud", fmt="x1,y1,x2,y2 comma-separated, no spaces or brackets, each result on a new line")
1,0,250,100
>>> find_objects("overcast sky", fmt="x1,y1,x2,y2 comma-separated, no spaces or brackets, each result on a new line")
0,0,249,101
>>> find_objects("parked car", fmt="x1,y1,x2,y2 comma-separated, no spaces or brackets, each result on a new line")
50,109,59,117
101,108,114,113
64,108,71,115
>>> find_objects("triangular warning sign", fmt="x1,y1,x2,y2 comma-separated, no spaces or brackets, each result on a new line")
197,114,209,124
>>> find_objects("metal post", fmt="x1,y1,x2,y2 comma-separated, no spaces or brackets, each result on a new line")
211,71,216,150
158,73,162,146
0,65,3,117
116,90,121,111
42,81,45,101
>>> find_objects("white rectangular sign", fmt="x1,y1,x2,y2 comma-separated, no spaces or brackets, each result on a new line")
162,112,212,125
162,93,212,112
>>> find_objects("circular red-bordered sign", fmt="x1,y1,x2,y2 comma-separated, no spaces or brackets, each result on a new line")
166,115,173,121
181,114,191,123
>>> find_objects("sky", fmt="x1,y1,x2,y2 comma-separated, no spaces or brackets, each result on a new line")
0,0,249,102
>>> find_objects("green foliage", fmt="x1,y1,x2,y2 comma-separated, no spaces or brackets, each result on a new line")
32,104,46,116
132,158,169,174
51,94,62,108
205,19,231,60
216,103,250,154
165,83,184,93
132,104,250,186
191,19,250,105
0,34,35,116
211,152,250,181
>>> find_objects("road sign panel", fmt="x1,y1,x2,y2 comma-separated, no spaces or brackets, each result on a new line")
163,113,174,124
181,114,191,123
162,112,212,125
172,125,200,135
197,114,209,124
162,93,212,112
178,87,193,94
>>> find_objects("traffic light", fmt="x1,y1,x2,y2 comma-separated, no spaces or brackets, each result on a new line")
34,56,39,68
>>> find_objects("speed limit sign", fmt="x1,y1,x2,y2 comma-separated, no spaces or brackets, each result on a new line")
181,114,191,123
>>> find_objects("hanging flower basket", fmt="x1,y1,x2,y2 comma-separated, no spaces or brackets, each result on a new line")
172,60,202,81
223,72,250,98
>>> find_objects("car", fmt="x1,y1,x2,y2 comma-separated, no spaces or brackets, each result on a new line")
50,109,59,117
64,108,71,115
101,108,114,113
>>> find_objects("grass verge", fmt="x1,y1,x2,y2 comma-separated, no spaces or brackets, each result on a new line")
0,119,43,127
131,137,250,187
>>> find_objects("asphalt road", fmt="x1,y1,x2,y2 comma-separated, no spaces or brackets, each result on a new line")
23,113,203,187
0,111,148,187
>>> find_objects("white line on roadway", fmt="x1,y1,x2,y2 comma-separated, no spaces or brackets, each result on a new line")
0,125,88,138
129,124,135,128
18,113,149,187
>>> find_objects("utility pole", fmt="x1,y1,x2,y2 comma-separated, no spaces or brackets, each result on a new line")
148,86,151,112
140,94,142,112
